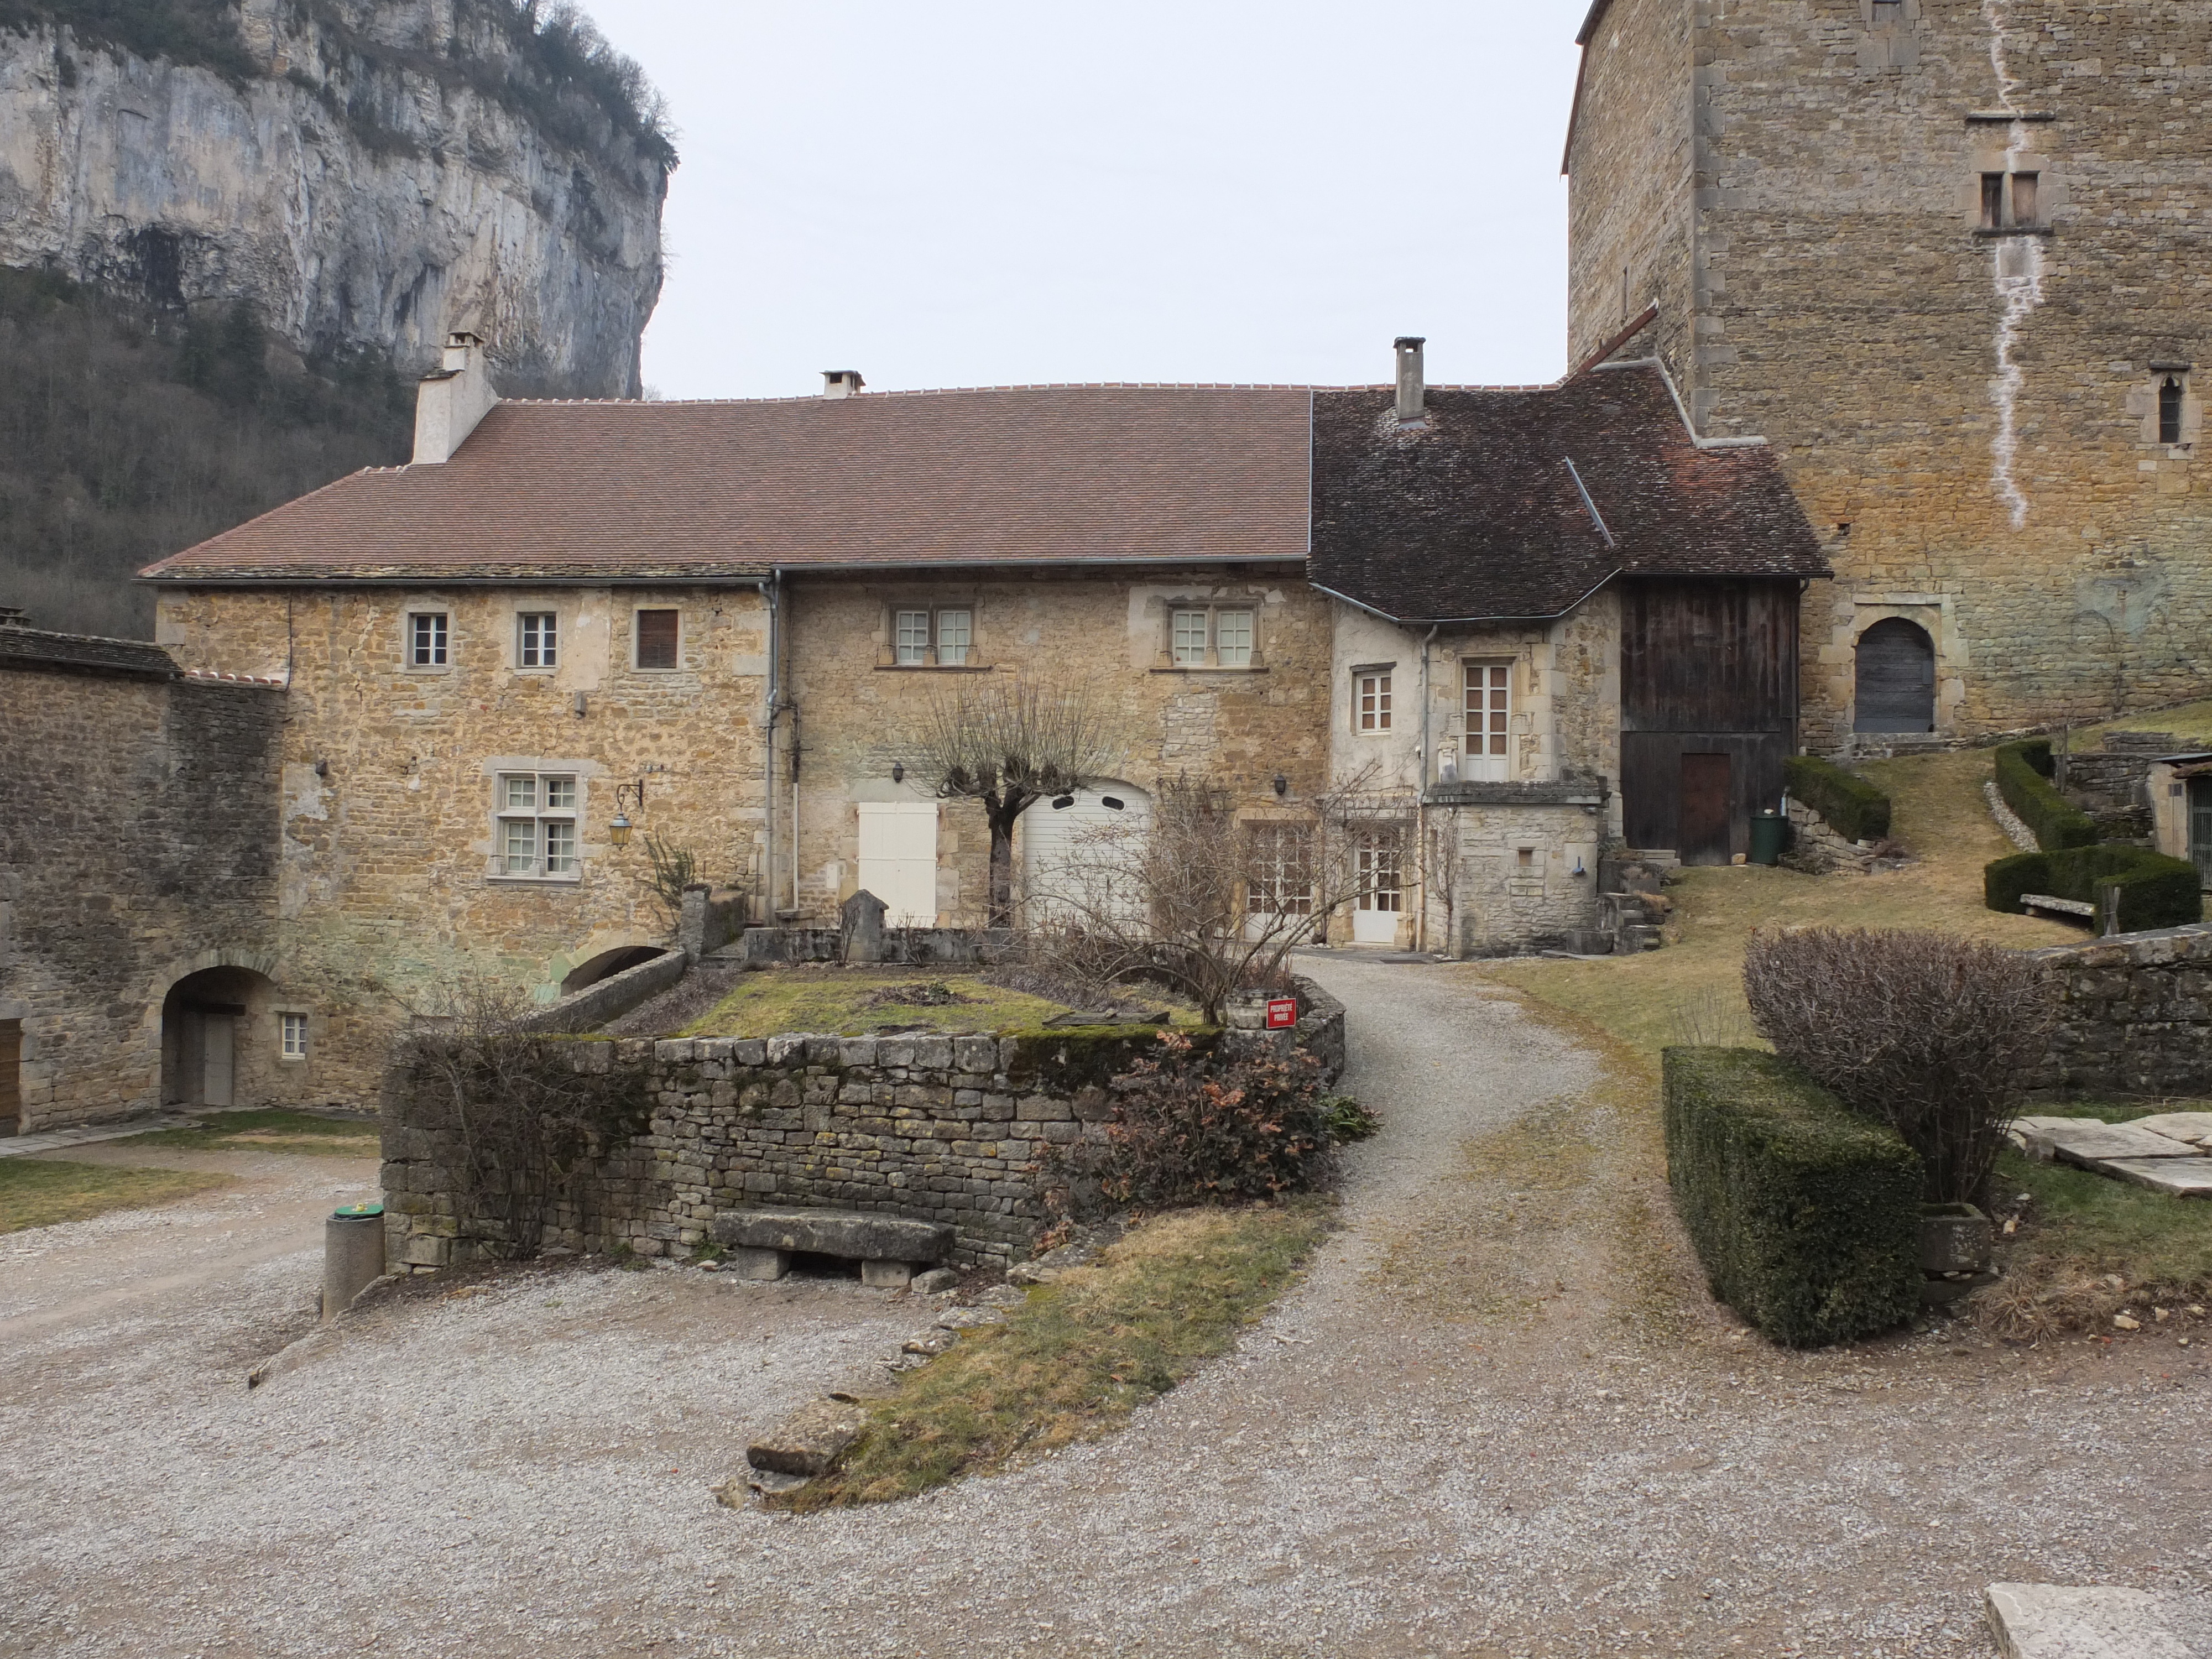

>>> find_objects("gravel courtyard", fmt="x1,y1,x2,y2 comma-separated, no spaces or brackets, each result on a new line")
3,956,2208,1658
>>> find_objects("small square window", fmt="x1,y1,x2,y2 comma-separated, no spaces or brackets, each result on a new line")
279,1012,308,1059
518,612,557,669
543,776,576,810
936,609,972,666
634,609,680,670
1357,671,1392,732
1171,609,1209,666
1215,611,1254,668
502,775,538,812
895,610,931,666
502,817,539,874
409,612,448,667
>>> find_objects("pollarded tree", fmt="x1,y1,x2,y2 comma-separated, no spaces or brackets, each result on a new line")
907,677,1121,928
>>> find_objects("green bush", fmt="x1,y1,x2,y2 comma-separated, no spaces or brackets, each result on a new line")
1783,754,1891,843
1662,1047,1923,1347
1994,739,2098,851
1984,844,2204,932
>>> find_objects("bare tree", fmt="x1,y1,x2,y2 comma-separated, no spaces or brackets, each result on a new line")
906,677,1121,928
1034,768,1389,1023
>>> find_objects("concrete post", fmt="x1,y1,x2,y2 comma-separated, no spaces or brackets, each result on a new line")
324,1203,387,1320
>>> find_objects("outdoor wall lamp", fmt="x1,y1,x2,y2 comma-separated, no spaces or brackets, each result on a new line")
608,779,645,848
891,761,905,784
1272,773,1288,797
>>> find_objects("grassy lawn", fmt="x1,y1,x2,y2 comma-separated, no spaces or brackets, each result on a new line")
0,1157,233,1234
116,1109,381,1156
778,1199,1334,1509
682,966,1201,1040
2080,696,2212,749
1486,746,2078,1068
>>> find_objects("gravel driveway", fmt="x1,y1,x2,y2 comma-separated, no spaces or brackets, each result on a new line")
4,957,2209,1658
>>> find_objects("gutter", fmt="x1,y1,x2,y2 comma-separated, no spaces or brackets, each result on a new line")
138,555,1303,587
1590,358,1769,449
1307,571,1624,630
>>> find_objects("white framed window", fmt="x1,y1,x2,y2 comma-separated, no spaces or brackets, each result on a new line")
1464,660,1512,760
892,607,975,666
1168,607,1258,669
517,612,558,669
408,612,448,667
495,772,580,878
634,608,680,670
1215,609,1253,667
1246,822,1313,916
1356,670,1392,732
1356,828,1404,914
279,1012,308,1060
1171,609,1209,666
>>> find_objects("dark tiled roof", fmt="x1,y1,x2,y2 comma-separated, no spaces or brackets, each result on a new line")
0,625,178,679
1308,367,1827,625
141,386,1315,583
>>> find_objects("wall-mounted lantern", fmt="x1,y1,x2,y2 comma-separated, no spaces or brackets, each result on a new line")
1272,773,1288,797
891,761,905,784
608,779,645,848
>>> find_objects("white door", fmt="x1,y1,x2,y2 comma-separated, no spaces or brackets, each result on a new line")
1463,660,1513,782
1352,828,1404,945
200,1014,236,1107
857,802,938,926
1021,784,1151,925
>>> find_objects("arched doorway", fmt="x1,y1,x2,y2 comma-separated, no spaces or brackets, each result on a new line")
561,946,665,995
1854,618,1937,733
161,966,274,1108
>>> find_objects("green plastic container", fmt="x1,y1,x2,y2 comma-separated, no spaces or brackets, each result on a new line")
1750,809,1786,867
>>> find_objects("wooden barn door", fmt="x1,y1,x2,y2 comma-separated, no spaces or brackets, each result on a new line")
1679,753,1733,866
1854,618,1936,733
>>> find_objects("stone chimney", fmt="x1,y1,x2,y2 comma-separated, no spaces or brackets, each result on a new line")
1394,337,1427,424
822,369,864,399
412,332,499,465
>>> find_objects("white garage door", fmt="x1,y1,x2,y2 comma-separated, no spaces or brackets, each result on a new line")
1020,782,1151,924
857,802,938,926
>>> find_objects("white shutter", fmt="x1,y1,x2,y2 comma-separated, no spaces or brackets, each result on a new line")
857,802,939,926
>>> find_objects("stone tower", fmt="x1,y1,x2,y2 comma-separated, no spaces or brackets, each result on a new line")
1563,0,2212,751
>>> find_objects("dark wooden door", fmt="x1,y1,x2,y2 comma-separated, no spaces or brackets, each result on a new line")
0,1019,20,1136
1854,618,1936,733
2191,778,2212,889
1679,753,1733,866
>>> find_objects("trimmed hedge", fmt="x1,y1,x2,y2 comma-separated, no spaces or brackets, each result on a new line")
1994,738,2097,851
1661,1046,1923,1347
1984,843,2204,932
1783,754,1891,843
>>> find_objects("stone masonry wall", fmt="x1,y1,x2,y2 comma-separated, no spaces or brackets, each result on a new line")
0,655,283,1130
2032,924,2212,1098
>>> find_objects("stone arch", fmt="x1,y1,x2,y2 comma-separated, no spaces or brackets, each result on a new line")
160,963,278,1109
1853,617,1937,733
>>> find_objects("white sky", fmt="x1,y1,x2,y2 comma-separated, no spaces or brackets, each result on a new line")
576,2,1587,401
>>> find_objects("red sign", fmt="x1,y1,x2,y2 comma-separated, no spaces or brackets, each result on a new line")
1265,998,1298,1030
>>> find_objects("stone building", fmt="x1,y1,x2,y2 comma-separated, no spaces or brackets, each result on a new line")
1563,0,2212,749
1308,342,1825,954
0,622,285,1133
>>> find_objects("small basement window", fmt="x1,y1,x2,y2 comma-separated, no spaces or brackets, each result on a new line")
634,608,680,670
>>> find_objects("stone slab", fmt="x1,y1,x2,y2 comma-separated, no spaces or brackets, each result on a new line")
2098,1157,2212,1198
1985,1583,2212,1658
2127,1112,2212,1149
727,1246,789,1281
859,1258,913,1288
746,1398,867,1478
713,1206,954,1264
2017,1120,2204,1166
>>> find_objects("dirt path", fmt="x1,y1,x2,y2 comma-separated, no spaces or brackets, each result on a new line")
3,963,2209,1658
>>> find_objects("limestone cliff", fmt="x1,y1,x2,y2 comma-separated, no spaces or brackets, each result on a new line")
0,0,670,395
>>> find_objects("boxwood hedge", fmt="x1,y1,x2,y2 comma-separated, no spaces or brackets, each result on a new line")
1783,754,1891,843
1984,843,2204,932
1994,738,2097,851
1661,1046,1923,1347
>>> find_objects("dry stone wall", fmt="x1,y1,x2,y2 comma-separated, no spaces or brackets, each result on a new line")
2033,924,2212,1098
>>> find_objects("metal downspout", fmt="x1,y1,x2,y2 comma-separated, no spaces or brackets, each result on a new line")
764,571,781,923
1415,623,1439,954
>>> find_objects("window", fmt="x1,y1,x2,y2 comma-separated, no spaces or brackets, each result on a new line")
1870,0,1901,20
1356,671,1392,732
1981,171,2039,231
1168,607,1256,669
279,1013,308,1060
408,612,448,667
2159,375,2185,445
2010,172,2038,225
1356,828,1404,914
517,612,557,669
893,607,973,666
1246,822,1313,915
496,773,579,877
634,609,679,670
1464,661,1512,759
1980,173,2004,229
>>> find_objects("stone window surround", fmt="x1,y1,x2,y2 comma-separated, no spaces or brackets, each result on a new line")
1146,593,1267,673
872,593,989,671
2130,363,2200,455
629,607,684,674
1962,144,2061,233
513,607,560,673
481,758,595,885
1847,597,1955,732
403,606,452,672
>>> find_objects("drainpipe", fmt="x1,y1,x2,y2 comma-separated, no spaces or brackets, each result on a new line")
1415,623,1439,953
763,572,781,925
789,698,803,917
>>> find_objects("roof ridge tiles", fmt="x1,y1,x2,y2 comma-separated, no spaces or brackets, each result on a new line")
490,378,1584,406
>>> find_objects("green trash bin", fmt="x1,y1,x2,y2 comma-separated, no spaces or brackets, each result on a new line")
1749,808,1786,867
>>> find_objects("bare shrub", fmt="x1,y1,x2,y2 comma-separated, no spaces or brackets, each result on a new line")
1741,927,2058,1206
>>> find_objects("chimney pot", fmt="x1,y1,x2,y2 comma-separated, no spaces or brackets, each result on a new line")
822,369,864,399
1394,336,1427,424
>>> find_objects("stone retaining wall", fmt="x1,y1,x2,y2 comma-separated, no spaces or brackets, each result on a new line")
1783,796,1875,875
723,926,1012,968
517,948,685,1035
2032,924,2212,1098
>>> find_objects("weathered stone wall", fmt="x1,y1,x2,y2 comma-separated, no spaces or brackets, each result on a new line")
1568,0,2212,746
1783,795,1875,875
0,646,283,1129
2032,924,2212,1098
155,585,771,1103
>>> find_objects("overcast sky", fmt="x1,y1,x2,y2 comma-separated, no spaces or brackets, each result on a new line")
575,2,1586,400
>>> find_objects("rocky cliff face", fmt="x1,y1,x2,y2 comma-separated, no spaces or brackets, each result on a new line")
0,0,668,395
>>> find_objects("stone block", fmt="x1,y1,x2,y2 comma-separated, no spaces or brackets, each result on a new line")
733,1040,768,1067
713,1205,955,1262
747,1398,867,1478
838,1037,879,1068
728,1246,790,1280
911,1266,958,1293
2020,1119,2203,1166
1984,1583,2212,1658
954,1036,998,1073
2098,1157,2212,1198
1919,1203,1992,1274
914,1036,954,1069
861,1258,914,1288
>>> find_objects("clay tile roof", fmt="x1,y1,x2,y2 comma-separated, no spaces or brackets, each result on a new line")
140,385,1316,584
1307,366,1828,625
0,624,179,679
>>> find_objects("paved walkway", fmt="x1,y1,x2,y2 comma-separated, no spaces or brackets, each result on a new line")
0,1112,197,1159
2,961,2207,1657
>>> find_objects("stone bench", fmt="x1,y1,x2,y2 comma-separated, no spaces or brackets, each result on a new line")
2021,892,2096,922
712,1206,955,1288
